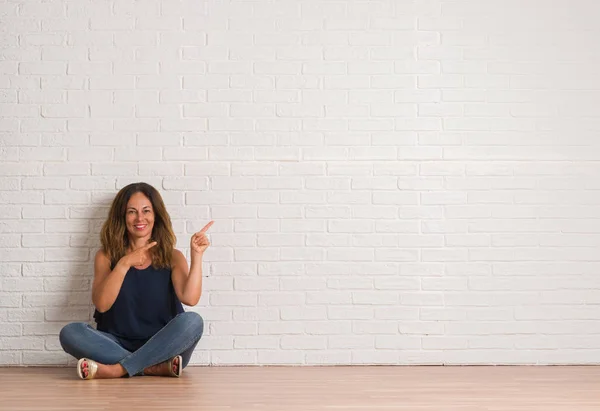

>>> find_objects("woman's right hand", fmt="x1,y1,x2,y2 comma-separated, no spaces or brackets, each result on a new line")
121,241,158,268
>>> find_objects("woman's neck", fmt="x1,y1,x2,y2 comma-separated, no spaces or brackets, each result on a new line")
128,236,152,252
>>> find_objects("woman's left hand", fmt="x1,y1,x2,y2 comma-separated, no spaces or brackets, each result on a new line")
191,221,214,256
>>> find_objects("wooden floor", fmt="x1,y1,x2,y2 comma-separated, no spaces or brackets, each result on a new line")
1,366,599,410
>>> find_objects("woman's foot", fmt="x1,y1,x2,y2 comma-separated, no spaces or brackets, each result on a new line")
78,358,127,379
144,356,182,377
170,355,182,377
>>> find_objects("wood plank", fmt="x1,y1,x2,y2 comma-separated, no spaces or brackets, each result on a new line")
1,366,599,410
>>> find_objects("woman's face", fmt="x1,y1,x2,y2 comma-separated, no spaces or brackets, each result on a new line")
125,192,155,241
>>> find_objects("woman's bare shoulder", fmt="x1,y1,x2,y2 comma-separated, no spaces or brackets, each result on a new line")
171,248,186,260
95,249,110,263
171,248,188,267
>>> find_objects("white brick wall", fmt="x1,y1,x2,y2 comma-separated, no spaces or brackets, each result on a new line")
1,0,600,366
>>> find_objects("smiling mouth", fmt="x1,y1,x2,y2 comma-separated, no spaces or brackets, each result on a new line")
134,225,147,230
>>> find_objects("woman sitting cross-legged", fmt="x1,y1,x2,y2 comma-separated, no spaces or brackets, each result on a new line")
59,182,212,379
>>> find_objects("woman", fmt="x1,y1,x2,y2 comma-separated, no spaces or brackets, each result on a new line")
59,182,211,379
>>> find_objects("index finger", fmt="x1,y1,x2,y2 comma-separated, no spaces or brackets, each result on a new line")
198,220,214,233
144,241,158,249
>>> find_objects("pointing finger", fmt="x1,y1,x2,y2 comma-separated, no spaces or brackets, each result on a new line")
198,220,214,234
144,241,158,249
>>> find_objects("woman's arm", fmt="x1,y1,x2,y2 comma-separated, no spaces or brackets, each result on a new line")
91,250,130,313
172,221,213,306
92,242,157,313
171,249,203,306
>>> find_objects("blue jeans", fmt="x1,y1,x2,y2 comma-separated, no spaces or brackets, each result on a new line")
59,311,204,377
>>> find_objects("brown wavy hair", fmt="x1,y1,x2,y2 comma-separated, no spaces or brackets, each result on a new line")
100,182,176,269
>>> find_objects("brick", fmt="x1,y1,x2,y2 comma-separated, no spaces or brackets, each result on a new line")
0,0,599,367
0,250,43,262
0,337,44,350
